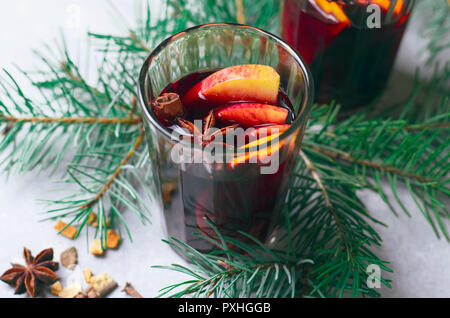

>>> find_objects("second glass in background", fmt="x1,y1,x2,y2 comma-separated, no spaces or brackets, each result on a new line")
282,0,415,108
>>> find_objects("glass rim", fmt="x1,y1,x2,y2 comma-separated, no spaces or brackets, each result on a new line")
137,22,314,146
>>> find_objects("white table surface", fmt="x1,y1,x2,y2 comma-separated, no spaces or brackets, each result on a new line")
0,0,449,298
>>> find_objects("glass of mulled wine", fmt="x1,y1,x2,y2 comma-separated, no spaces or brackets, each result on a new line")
138,23,313,254
282,0,415,108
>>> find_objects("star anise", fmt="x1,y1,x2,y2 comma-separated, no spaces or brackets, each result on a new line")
0,247,59,297
177,110,238,146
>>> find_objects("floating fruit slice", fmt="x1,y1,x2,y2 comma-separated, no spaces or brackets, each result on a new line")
229,141,285,168
369,0,404,15
183,64,280,108
229,124,292,168
215,103,288,127
314,0,351,25
242,124,291,149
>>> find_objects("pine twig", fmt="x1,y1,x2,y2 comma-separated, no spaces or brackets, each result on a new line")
235,0,246,24
129,32,152,53
405,122,450,131
60,61,140,116
79,129,146,210
308,145,433,184
299,150,350,252
0,115,142,125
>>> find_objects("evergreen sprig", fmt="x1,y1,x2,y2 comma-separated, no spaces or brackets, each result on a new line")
0,34,152,244
153,234,313,298
0,0,448,297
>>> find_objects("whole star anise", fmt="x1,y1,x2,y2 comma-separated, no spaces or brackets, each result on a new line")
177,110,238,146
0,247,59,297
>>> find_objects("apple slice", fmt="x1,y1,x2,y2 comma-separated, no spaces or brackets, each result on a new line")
183,64,280,108
215,103,288,127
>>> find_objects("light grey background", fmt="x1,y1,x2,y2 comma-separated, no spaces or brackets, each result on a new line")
0,0,448,298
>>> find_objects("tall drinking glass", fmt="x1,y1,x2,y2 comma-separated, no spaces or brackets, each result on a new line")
282,0,415,109
138,23,314,253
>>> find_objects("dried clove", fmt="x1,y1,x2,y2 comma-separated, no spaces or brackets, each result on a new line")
122,282,143,298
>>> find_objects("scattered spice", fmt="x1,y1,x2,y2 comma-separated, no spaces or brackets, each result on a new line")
58,282,82,298
106,229,121,249
162,181,177,204
87,212,110,228
203,110,216,135
89,273,118,298
177,110,237,146
87,212,98,226
177,117,202,136
54,221,78,239
50,281,63,296
83,269,93,283
88,281,118,298
122,282,143,298
90,273,113,291
89,238,104,256
75,287,89,298
153,92,185,123
76,272,118,298
0,247,59,297
1,247,123,298
60,247,78,270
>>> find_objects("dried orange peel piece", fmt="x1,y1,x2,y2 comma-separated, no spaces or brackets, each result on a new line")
314,0,351,24
89,238,104,256
106,229,121,249
54,220,78,239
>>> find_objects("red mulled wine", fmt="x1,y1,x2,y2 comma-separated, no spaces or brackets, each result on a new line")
152,65,297,251
282,0,414,108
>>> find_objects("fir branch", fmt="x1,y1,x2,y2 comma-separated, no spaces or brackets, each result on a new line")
306,145,433,184
79,129,145,210
154,235,313,298
0,115,142,125
129,31,152,53
299,150,350,252
0,16,150,243
59,61,140,116
285,156,391,297
405,121,450,131
304,101,450,239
